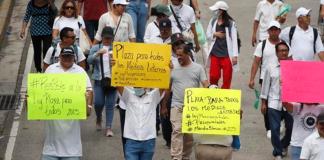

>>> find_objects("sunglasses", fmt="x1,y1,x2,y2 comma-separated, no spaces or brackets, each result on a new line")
64,6,75,10
65,35,76,39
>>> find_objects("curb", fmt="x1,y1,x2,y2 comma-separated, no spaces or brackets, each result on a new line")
0,0,15,48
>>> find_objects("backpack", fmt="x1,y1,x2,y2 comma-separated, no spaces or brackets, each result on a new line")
50,42,79,64
211,17,242,52
288,26,318,54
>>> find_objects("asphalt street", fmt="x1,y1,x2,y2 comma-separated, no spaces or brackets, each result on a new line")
3,0,322,160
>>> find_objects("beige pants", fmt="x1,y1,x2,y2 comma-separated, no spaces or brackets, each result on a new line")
195,144,233,160
170,107,193,160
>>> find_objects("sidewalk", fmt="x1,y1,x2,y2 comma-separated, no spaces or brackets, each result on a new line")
0,0,30,159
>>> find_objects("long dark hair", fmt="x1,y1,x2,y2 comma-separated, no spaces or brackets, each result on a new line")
59,0,77,18
220,10,234,27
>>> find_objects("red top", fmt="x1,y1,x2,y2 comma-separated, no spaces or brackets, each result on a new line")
78,0,108,20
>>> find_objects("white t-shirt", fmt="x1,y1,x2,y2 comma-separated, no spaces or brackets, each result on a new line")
44,43,86,65
321,0,324,5
53,16,86,39
254,0,283,40
300,130,324,160
169,4,196,33
95,12,135,42
254,39,291,79
144,20,160,43
280,25,324,61
121,87,163,141
43,63,92,157
290,104,324,147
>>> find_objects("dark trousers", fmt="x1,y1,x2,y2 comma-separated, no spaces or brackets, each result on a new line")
31,35,52,72
268,108,293,156
161,93,172,146
119,107,126,158
84,20,99,41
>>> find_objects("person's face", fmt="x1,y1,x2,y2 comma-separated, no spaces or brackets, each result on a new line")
175,48,189,66
60,55,74,69
160,27,172,39
64,2,75,17
298,14,311,26
115,4,126,14
171,0,183,6
268,27,281,40
102,37,113,46
316,121,324,137
62,31,76,45
276,44,289,61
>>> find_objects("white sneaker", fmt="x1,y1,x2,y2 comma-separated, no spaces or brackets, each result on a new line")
267,130,271,139
274,156,282,160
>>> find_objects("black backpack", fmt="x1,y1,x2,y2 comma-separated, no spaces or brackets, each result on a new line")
288,26,318,54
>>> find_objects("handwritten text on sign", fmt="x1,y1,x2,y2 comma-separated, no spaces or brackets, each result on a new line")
112,42,171,89
182,88,241,135
27,73,86,120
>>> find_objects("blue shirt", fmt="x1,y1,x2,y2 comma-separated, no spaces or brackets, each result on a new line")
23,1,52,36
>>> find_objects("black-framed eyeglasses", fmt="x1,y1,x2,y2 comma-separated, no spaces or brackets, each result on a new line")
65,36,76,39
64,6,75,10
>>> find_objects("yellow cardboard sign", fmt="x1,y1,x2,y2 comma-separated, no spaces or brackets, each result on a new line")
112,42,171,89
27,73,87,120
182,88,241,135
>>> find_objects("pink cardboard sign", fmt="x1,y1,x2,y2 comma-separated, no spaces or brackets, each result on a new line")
281,60,324,103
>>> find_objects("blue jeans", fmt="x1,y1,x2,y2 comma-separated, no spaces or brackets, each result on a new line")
268,108,293,157
42,155,80,160
125,138,155,160
126,0,149,42
291,146,302,160
93,80,117,128
84,20,99,41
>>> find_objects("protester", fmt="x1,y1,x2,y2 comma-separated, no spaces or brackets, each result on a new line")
260,41,293,160
252,0,285,46
115,86,163,160
20,0,55,72
206,1,239,89
43,27,86,70
168,0,200,52
161,0,201,19
161,43,208,160
41,46,93,160
144,4,171,43
126,0,151,42
77,0,109,41
249,21,291,138
87,26,117,137
280,7,324,61
52,0,92,46
94,0,136,44
300,112,324,160
282,103,324,160
149,18,173,148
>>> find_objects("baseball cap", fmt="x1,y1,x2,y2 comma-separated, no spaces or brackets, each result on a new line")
295,7,311,18
171,33,185,44
61,46,75,56
267,20,281,30
159,18,172,29
209,1,229,11
113,0,129,5
317,112,324,123
101,26,114,38
152,4,171,16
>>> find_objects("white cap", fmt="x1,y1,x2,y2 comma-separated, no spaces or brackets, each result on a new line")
209,1,229,11
295,7,311,18
267,20,281,30
113,0,129,5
